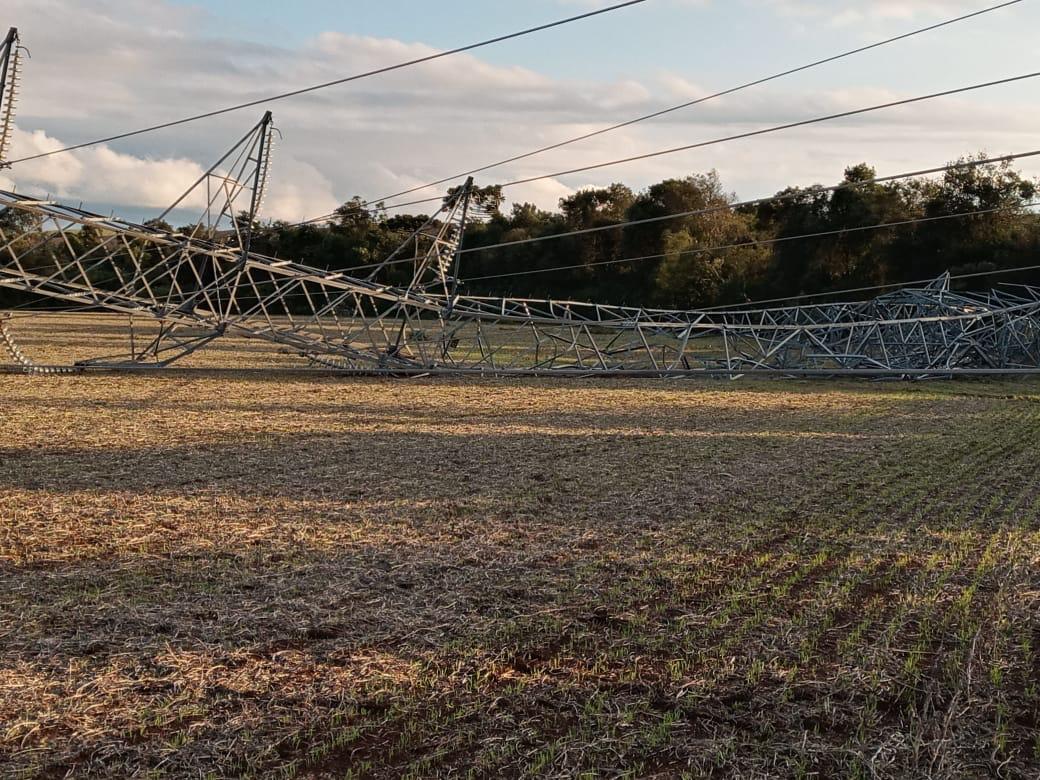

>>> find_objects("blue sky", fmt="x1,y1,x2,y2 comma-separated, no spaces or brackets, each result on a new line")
3,0,1039,223
170,0,1038,89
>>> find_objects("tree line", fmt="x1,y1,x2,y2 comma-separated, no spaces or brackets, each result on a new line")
2,154,1038,310
252,154,1039,309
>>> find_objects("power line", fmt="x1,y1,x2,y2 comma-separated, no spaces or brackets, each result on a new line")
164,200,1039,306
449,149,1040,257
247,147,1040,264
8,201,1037,314
11,152,1023,303
3,0,647,166
495,71,1040,190
368,0,1025,207
295,69,1040,226
272,149,1038,281
701,261,1040,312
278,150,1040,275
462,201,1040,283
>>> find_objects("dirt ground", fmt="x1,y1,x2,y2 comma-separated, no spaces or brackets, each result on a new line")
1,326,1039,777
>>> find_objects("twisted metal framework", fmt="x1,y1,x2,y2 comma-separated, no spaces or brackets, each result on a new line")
3,175,1040,376
1,31,1038,377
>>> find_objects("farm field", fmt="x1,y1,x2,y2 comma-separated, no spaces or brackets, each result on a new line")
1,338,1039,776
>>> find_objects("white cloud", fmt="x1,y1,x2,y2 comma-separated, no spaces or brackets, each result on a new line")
3,126,207,206
1,0,1037,226
762,0,989,27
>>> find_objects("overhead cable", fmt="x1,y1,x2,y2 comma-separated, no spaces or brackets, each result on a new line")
368,0,1025,206
3,0,647,165
464,201,1040,282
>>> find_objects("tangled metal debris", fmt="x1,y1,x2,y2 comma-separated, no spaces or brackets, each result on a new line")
3,175,1038,377
1,30,1038,378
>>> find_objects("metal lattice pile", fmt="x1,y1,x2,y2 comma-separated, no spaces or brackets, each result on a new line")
3,178,1039,376
1,39,1038,378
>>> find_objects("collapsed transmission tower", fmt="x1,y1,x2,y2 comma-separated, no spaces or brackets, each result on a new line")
1,32,1039,377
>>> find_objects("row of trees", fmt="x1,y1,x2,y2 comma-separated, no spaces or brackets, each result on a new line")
3,155,1037,310
250,154,1039,309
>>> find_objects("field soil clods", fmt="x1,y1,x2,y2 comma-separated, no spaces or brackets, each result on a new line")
1,356,1039,776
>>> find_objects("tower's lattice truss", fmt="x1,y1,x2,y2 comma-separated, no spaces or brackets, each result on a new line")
3,183,1039,376
1,25,1039,378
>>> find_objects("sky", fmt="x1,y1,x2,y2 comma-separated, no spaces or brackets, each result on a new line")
1,0,1038,225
